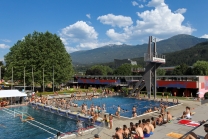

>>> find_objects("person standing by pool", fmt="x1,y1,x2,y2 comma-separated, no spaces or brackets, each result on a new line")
102,103,106,112
76,120,83,136
132,106,137,117
102,114,108,128
116,105,121,118
109,114,113,129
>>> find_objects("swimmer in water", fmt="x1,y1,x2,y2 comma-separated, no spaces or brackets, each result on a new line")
0,124,6,128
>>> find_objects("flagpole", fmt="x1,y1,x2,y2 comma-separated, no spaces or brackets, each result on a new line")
12,67,13,89
43,68,44,92
53,66,54,92
24,67,25,92
32,67,34,92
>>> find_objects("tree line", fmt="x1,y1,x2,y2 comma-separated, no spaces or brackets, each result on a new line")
83,61,208,76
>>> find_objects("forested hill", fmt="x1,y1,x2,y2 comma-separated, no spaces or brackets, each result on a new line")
130,41,208,67
71,34,208,65
164,41,208,66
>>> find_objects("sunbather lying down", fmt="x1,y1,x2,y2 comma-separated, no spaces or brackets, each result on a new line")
184,123,208,139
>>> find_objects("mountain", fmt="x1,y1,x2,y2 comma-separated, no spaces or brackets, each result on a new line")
125,41,208,67
164,41,208,66
70,34,208,65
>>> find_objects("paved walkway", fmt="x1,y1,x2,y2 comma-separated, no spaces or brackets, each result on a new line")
64,99,208,139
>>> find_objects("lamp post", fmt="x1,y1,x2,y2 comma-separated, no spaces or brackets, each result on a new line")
11,67,13,89
53,66,54,92
32,67,34,92
43,68,44,92
24,67,25,92
0,66,1,82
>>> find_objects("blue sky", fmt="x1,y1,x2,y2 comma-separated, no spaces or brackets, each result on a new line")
0,0,208,61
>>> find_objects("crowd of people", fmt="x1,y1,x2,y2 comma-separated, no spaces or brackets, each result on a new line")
112,118,155,139
0,98,9,107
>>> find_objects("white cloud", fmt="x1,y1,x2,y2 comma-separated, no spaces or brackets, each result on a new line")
86,14,91,19
200,34,208,39
65,41,123,53
106,0,195,42
175,8,187,14
1,39,11,43
147,0,166,7
0,44,10,49
60,21,98,43
106,29,129,42
60,37,68,45
97,14,133,28
139,4,144,8
132,1,138,6
60,21,123,53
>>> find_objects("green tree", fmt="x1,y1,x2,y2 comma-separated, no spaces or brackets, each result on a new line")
4,31,73,88
0,61,6,81
156,68,166,76
172,63,188,75
85,65,113,75
114,63,132,75
192,61,208,75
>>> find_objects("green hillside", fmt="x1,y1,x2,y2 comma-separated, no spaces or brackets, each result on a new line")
99,41,208,69
71,34,208,65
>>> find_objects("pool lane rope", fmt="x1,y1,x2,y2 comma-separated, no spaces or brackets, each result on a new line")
2,108,62,136
26,121,56,136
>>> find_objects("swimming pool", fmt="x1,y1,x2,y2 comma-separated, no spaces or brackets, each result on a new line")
0,106,88,139
74,96,177,118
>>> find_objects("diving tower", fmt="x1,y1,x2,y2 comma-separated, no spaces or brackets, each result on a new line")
131,36,166,99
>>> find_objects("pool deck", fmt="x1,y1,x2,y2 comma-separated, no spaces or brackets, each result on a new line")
67,99,208,139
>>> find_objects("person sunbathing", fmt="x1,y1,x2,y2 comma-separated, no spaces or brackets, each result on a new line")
184,124,208,139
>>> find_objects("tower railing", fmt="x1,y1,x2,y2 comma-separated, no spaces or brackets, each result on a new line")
144,53,166,63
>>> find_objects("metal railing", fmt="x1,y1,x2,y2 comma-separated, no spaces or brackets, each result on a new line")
144,53,165,62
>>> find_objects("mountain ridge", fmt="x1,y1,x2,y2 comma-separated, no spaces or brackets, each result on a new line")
70,34,208,65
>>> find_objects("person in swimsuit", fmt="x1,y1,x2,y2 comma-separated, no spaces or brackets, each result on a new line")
123,125,130,139
151,117,156,128
132,123,144,139
143,120,151,138
102,115,108,128
146,119,154,135
109,114,113,129
184,124,208,139
186,106,191,119
76,120,83,136
117,105,121,118
132,106,137,117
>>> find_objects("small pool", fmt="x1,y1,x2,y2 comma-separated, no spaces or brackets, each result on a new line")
74,96,177,118
0,106,87,139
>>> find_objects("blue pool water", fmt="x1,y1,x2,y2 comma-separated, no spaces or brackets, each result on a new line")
0,106,87,139
74,96,176,118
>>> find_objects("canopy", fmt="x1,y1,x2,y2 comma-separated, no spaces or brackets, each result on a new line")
0,90,27,98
